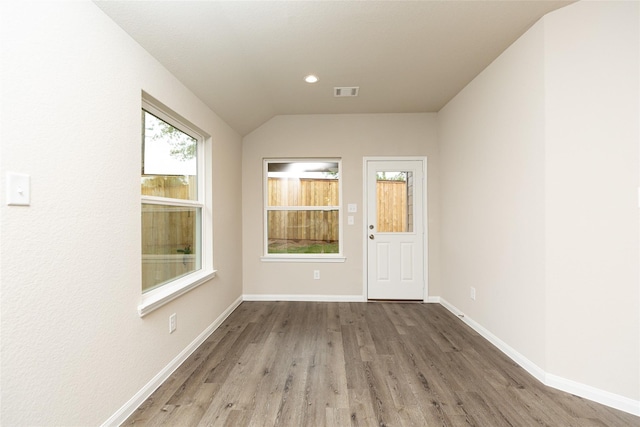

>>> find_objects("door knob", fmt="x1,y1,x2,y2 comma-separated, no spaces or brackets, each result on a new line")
369,225,374,229
369,234,375,240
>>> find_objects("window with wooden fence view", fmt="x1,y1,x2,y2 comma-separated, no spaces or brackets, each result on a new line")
141,108,201,293
266,161,340,255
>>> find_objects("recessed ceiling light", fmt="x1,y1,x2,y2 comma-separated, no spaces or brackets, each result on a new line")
304,74,319,84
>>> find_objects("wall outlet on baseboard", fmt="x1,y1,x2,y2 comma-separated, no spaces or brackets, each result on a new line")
470,287,476,301
169,313,177,333
313,270,320,280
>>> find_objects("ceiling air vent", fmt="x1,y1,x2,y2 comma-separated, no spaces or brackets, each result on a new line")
334,87,359,97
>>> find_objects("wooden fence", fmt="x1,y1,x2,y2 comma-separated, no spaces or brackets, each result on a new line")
141,175,195,200
141,203,197,292
268,177,339,207
141,176,197,291
267,178,339,242
141,176,196,256
376,180,409,233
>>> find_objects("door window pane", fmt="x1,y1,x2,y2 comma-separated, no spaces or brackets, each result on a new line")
376,171,414,233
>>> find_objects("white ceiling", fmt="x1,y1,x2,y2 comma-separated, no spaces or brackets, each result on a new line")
95,1,573,136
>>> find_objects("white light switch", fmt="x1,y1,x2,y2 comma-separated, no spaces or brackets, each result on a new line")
347,215,354,225
348,203,357,213
6,173,30,206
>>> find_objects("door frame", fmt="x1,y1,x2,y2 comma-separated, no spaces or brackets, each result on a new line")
362,156,428,302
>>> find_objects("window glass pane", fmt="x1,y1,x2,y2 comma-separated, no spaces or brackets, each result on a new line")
141,203,201,292
142,111,197,201
267,161,339,206
376,171,414,233
267,210,339,254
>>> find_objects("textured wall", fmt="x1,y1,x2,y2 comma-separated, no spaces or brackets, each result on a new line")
0,2,242,425
439,20,547,368
543,0,639,401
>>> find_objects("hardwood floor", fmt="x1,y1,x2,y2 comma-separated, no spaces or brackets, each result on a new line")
124,302,638,426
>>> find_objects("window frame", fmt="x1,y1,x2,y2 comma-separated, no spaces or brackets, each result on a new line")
261,158,345,263
138,96,215,317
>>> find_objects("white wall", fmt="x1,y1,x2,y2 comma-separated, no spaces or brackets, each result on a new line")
543,0,639,402
438,20,547,368
439,0,639,409
0,2,243,425
242,114,440,299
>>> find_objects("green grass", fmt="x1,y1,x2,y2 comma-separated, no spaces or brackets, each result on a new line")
268,241,339,254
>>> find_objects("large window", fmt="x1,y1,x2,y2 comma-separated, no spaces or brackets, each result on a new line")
139,97,214,316
263,159,344,262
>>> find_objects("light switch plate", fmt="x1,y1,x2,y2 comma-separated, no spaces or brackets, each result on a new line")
348,203,357,213
348,215,354,225
6,173,30,206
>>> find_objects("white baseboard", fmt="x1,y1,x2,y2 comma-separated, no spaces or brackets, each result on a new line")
545,373,640,417
101,295,243,427
438,297,546,382
438,297,640,417
243,294,366,302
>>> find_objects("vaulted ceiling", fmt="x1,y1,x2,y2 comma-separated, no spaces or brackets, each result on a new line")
95,1,573,136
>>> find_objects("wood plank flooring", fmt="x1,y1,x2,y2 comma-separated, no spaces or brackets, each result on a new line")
123,302,638,426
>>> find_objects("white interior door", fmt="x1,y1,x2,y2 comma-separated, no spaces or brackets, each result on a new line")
366,159,425,300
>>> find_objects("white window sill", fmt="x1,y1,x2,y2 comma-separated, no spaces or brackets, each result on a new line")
260,256,346,263
138,269,217,317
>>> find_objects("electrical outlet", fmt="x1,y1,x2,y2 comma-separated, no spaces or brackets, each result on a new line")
470,287,476,301
313,270,320,280
169,313,177,333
